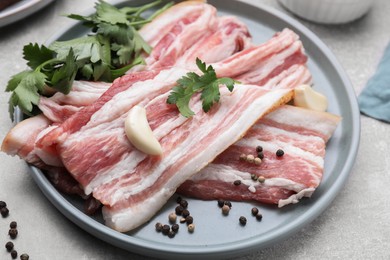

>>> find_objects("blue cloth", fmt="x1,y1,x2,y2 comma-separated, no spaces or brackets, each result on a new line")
358,42,390,123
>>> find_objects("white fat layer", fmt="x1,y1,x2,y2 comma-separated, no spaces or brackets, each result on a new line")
252,124,324,154
278,188,315,208
264,105,341,141
103,88,293,231
140,3,215,45
35,125,63,167
84,68,187,129
238,41,303,83
103,187,174,232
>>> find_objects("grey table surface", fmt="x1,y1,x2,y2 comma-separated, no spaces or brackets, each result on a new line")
0,0,389,259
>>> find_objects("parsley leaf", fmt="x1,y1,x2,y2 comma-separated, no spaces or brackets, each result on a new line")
167,58,238,118
5,0,172,120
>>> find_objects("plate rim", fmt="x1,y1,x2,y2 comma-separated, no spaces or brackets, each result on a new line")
21,0,361,258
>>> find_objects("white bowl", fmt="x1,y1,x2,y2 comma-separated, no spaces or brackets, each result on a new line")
278,0,375,24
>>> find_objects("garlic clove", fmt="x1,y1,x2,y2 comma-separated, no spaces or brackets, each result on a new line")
125,105,163,156
293,85,328,112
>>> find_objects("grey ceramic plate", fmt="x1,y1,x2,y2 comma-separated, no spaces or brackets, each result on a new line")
0,0,55,28
21,0,360,259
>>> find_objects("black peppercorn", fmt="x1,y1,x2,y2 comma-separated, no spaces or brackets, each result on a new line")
11,249,17,259
233,180,241,186
185,216,193,225
256,146,263,153
10,221,17,229
224,201,232,208
1,207,9,217
257,152,264,160
155,222,163,232
175,205,184,215
251,207,259,216
276,149,284,157
0,201,6,208
20,254,29,260
171,223,179,233
167,230,176,238
9,228,18,239
217,199,224,208
176,196,182,204
256,213,263,221
239,216,247,226
162,224,170,235
182,209,190,218
179,199,188,209
5,241,14,252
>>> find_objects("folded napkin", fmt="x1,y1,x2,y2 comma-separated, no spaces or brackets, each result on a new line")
358,42,390,123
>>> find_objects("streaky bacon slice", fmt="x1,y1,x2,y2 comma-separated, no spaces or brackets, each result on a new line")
38,81,110,123
132,1,218,71
99,87,294,232
177,105,341,207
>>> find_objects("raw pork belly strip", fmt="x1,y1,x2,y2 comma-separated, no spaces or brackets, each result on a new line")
177,106,341,207
99,87,294,232
133,1,218,71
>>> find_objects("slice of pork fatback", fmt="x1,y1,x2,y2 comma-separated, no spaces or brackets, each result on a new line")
177,105,341,207
99,87,294,232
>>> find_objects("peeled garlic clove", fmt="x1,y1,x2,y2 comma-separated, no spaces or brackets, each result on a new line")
125,105,163,156
293,85,328,112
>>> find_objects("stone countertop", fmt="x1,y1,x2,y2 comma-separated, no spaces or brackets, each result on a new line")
0,0,389,259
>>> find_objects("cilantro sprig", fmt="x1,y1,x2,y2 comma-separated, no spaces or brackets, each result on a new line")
167,58,237,118
6,0,173,120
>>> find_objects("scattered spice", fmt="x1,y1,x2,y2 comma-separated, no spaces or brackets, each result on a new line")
0,201,6,208
188,224,195,233
246,154,255,163
9,228,18,239
258,176,266,183
179,199,188,209
256,213,263,221
276,149,284,157
251,174,258,181
1,207,9,217
233,180,241,186
254,157,262,165
239,216,247,226
239,153,247,161
224,201,232,208
5,241,14,252
257,152,264,160
155,222,163,232
20,254,29,260
175,205,184,215
168,212,177,223
180,217,186,223
256,146,263,153
167,230,176,238
176,196,182,204
11,249,17,259
185,216,193,225
162,224,170,235
217,199,224,208
222,205,230,215
251,207,259,216
171,224,179,233
182,209,190,218
10,221,17,229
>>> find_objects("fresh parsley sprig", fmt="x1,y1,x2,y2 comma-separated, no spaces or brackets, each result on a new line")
6,0,173,120
167,58,237,118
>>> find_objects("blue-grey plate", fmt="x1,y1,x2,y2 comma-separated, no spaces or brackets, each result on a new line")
0,0,55,28
21,0,360,259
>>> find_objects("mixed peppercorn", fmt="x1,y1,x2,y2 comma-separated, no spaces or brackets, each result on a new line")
1,200,29,259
